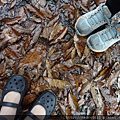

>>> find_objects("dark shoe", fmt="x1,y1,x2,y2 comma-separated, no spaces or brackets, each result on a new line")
0,75,28,113
27,90,56,120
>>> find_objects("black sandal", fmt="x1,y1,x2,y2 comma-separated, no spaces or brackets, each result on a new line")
27,90,56,120
0,75,28,116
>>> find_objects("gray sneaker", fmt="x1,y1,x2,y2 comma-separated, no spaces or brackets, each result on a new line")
75,3,112,36
87,23,120,52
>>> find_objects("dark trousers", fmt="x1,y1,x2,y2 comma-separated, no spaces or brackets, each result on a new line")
106,0,120,16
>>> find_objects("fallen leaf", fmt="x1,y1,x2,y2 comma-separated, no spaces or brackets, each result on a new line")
51,27,68,44
90,82,104,115
10,0,16,8
19,43,46,68
44,77,69,89
49,22,63,41
68,92,79,111
26,4,45,19
22,94,37,106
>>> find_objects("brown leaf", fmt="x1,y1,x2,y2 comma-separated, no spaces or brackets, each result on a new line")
44,77,69,89
49,22,62,41
58,103,66,115
80,81,91,95
68,93,79,111
18,7,27,22
63,47,74,60
22,94,37,106
24,35,31,50
0,17,21,25
19,43,46,68
62,39,73,50
46,59,53,78
31,16,41,23
47,14,59,27
94,62,119,81
40,26,53,39
90,82,104,115
11,28,21,36
74,34,86,57
66,107,72,115
12,25,32,34
5,47,19,60
47,46,56,57
30,25,42,45
51,27,68,44
26,4,45,19
10,0,16,8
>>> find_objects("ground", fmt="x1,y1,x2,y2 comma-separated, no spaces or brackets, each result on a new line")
0,0,120,118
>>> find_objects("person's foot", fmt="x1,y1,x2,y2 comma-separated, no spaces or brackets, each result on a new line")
0,75,27,120
25,105,46,120
26,90,56,120
75,3,112,36
87,23,120,52
0,92,21,115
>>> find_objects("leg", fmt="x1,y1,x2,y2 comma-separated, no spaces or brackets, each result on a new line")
106,0,120,16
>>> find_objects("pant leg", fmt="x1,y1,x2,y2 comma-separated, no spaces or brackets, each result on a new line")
106,0,120,16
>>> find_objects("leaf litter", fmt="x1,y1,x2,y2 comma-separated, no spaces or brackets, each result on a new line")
0,0,119,118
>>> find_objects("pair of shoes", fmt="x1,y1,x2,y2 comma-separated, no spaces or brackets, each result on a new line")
0,75,56,120
75,3,120,52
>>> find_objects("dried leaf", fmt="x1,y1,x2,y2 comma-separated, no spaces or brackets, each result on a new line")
47,14,59,27
80,81,91,95
46,59,53,78
26,4,45,19
19,43,46,68
68,93,79,111
5,47,19,60
51,27,68,44
23,94,37,106
66,107,72,115
18,7,27,22
10,0,16,8
30,25,42,45
49,22,62,41
44,77,69,89
74,34,86,57
62,39,73,50
24,35,31,50
0,17,21,25
90,82,104,115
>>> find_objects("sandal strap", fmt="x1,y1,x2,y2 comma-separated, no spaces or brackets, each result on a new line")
0,101,20,108
27,112,40,120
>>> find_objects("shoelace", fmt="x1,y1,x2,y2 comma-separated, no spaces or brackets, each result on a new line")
88,6,110,26
100,24,120,43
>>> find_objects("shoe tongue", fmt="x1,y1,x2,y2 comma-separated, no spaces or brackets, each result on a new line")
102,5,112,18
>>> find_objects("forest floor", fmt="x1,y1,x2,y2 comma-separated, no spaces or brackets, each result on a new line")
0,0,120,118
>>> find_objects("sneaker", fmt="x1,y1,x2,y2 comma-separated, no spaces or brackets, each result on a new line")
87,23,120,52
75,3,112,36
